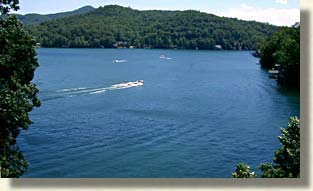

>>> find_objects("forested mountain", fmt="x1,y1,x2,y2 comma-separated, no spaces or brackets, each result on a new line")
15,6,95,25
26,5,280,50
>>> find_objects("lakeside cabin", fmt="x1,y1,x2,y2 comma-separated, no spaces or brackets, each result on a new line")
35,43,41,48
214,45,222,50
114,41,128,48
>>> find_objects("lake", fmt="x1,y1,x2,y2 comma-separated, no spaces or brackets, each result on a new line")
19,48,300,178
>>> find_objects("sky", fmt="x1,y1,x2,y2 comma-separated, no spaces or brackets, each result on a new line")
15,0,300,26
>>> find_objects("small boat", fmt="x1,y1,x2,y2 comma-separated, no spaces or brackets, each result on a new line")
133,80,143,84
160,55,172,60
136,80,144,84
113,59,128,63
160,55,166,59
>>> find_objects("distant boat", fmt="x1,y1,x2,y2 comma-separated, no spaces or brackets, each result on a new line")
113,59,128,63
136,80,144,84
126,80,144,86
160,55,172,60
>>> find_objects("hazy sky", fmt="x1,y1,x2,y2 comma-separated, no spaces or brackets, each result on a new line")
15,0,300,26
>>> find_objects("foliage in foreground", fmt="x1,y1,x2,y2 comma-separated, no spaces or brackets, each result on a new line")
232,117,300,178
232,163,257,178
0,0,40,177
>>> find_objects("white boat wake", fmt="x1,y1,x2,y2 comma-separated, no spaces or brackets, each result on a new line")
41,80,144,101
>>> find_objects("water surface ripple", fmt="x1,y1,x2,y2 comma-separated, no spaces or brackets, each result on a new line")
19,49,300,178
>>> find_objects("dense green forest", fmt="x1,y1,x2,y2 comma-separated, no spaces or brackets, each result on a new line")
259,24,300,88
15,6,95,26
25,5,279,50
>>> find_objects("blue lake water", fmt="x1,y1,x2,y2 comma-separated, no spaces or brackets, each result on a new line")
19,48,300,178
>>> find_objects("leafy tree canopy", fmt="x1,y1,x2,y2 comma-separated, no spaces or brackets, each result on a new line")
260,117,300,178
0,0,40,177
232,117,300,178
259,26,300,88
232,163,257,178
0,0,19,15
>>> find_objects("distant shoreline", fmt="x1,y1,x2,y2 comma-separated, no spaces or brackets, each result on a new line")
35,47,257,51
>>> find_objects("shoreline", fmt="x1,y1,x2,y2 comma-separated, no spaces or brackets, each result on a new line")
35,47,256,51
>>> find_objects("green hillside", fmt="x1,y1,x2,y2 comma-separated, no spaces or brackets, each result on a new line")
15,6,95,26
27,5,280,50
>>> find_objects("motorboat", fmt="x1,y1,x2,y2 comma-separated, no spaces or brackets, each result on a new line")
113,59,128,63
137,80,144,84
160,55,172,60
134,80,144,85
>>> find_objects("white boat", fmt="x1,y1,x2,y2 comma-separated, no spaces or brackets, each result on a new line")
123,80,144,87
113,59,128,63
160,55,172,60
134,80,144,85
160,55,166,59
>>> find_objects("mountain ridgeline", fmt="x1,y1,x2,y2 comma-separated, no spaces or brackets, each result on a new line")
15,6,95,26
26,5,280,50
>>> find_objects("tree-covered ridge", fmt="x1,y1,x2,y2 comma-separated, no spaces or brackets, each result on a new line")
26,5,279,50
14,6,95,26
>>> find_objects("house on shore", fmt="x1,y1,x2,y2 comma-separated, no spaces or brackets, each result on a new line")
214,45,223,50
114,41,128,48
